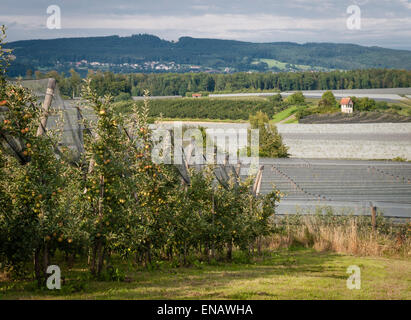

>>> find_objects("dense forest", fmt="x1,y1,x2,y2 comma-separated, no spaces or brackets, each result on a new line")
31,69,411,99
6,34,411,76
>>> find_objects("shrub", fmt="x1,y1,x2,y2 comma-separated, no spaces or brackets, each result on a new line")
113,92,131,102
249,111,289,158
286,92,305,105
318,91,337,108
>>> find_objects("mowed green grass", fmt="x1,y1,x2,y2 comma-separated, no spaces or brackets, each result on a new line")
1,248,410,300
272,106,301,123
283,117,299,124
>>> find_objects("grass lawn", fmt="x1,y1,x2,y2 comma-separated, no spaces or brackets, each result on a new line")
272,106,302,123
283,117,299,124
1,248,410,300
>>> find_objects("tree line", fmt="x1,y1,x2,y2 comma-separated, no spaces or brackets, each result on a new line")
29,69,411,99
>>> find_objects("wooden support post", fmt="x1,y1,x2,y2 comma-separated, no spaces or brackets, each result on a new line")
371,206,377,232
185,139,194,167
252,165,264,196
36,78,56,137
224,154,229,166
255,166,263,195
235,161,241,176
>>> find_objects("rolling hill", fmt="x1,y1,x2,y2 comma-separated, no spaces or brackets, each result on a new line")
6,34,411,76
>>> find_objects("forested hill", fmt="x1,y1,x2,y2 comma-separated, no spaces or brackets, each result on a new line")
6,34,411,76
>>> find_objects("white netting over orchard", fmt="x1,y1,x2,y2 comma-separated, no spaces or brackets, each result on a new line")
18,79,90,158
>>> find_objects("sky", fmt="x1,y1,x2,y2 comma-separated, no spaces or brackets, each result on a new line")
1,0,411,50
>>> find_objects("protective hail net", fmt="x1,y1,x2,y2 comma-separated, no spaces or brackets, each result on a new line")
0,79,99,161
23,79,92,157
0,79,245,189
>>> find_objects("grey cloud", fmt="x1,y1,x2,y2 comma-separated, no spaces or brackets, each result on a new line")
1,0,411,49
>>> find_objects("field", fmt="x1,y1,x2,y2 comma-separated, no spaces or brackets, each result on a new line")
1,248,410,300
251,58,325,71
389,98,411,116
2,24,411,303
299,112,411,124
2,77,411,301
115,91,411,125
113,96,276,120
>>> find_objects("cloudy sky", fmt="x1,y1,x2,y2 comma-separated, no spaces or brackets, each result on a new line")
1,0,411,49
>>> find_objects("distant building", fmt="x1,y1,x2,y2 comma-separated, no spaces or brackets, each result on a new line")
340,97,354,113
192,93,202,98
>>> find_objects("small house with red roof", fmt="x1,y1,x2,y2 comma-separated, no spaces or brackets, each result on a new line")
340,97,353,113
